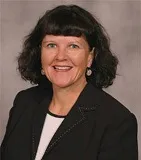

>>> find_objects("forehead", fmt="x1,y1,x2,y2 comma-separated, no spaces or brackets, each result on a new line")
42,35,88,44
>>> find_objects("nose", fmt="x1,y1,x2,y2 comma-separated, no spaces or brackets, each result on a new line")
55,47,67,61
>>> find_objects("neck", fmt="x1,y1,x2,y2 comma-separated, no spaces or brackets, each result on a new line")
49,80,87,116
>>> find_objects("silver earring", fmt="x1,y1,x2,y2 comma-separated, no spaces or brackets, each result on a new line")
41,69,45,75
86,68,92,76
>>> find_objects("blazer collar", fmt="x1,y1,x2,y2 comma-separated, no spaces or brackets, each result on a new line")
74,82,101,110
32,82,100,159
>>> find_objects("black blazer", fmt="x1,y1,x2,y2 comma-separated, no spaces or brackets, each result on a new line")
1,83,138,160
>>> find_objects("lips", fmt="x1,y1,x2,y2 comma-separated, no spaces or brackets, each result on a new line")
53,65,72,71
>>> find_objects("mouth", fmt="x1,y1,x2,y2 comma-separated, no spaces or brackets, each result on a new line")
53,65,73,71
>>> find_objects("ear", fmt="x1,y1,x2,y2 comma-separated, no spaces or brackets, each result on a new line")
87,48,95,67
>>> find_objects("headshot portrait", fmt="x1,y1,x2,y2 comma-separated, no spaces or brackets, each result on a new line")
0,1,140,160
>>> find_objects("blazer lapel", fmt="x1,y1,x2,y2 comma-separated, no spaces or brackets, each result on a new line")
31,94,52,159
44,101,86,155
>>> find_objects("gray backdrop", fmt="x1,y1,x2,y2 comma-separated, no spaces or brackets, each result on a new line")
1,0,141,158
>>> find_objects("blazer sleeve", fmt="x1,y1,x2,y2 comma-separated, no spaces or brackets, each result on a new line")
0,91,23,155
98,113,138,160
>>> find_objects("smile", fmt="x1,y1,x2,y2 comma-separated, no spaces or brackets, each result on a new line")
53,65,72,71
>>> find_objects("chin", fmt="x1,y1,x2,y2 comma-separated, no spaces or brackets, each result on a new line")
52,81,73,89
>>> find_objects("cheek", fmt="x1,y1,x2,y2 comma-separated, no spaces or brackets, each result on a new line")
41,51,53,67
71,53,89,67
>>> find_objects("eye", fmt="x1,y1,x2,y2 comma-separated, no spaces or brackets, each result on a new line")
69,44,80,49
46,43,57,48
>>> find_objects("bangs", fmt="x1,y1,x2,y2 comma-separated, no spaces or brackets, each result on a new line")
43,8,90,37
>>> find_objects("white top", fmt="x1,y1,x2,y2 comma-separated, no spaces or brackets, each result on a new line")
35,111,65,160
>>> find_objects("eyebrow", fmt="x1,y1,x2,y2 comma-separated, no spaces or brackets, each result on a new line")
42,41,55,43
42,40,83,45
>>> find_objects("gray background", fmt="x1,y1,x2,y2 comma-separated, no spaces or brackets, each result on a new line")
0,0,141,158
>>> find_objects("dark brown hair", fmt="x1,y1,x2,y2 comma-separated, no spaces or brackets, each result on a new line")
18,5,118,88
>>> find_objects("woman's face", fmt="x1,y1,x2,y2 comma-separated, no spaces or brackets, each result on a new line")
41,35,93,88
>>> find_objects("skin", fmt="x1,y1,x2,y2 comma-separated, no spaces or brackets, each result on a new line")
41,35,94,115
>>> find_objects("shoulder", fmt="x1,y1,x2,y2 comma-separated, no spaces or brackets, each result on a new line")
9,86,40,121
100,89,132,115
14,84,52,105
85,83,137,125
14,86,39,103
93,87,137,127
6,85,52,127
10,85,52,121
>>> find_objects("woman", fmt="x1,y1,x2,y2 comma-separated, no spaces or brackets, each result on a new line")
1,4,138,160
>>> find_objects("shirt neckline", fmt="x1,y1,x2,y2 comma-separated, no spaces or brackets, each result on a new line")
47,109,66,118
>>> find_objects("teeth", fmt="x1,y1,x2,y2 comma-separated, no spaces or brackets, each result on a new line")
54,66,72,70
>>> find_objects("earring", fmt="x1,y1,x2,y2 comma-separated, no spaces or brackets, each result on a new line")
41,69,45,75
86,68,92,76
